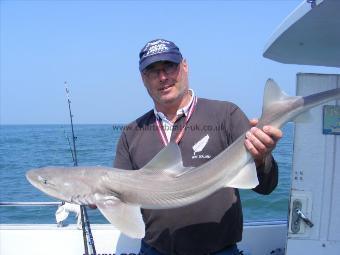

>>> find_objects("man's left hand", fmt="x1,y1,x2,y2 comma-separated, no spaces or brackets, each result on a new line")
244,119,283,167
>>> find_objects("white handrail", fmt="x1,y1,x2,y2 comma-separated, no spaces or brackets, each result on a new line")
0,202,62,206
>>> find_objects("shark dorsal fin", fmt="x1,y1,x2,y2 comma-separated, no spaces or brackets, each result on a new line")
141,142,193,178
263,79,290,111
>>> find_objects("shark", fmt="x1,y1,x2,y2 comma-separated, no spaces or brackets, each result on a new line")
26,79,340,238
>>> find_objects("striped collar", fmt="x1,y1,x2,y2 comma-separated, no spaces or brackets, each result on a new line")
153,89,195,124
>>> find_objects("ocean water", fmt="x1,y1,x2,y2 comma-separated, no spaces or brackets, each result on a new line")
0,124,293,224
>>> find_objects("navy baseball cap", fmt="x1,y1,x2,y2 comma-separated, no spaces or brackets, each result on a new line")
139,39,183,71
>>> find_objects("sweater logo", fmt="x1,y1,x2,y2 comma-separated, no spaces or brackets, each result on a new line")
192,134,211,159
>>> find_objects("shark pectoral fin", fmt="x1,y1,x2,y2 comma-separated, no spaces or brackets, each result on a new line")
292,110,313,123
96,198,145,239
141,142,192,178
226,161,259,189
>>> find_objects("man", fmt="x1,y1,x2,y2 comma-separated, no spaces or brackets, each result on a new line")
114,39,282,255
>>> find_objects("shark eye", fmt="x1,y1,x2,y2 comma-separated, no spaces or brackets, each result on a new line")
38,176,48,185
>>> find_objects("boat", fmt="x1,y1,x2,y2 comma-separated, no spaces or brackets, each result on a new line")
263,0,340,254
1,0,339,254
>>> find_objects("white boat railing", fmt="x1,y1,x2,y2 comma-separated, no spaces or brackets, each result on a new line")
0,201,62,206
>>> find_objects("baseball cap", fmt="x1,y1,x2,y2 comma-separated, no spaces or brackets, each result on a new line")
139,39,183,71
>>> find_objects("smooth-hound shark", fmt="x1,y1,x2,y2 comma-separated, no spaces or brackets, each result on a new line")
26,79,340,238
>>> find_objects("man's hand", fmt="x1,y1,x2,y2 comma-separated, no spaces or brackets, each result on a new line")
244,119,283,167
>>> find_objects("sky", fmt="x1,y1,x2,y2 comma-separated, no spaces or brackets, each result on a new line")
1,0,339,124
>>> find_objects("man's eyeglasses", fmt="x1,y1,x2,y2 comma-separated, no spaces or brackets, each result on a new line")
143,62,179,79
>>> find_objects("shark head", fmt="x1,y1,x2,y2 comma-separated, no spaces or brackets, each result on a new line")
26,166,146,238
26,167,85,203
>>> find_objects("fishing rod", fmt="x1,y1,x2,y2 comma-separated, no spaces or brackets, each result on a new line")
63,130,75,163
64,81,97,255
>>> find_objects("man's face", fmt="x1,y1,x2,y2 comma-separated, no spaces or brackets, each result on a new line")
141,60,189,108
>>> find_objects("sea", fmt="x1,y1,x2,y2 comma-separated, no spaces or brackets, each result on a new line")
0,123,293,225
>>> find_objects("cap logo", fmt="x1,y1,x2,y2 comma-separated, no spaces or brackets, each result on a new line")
139,39,182,71
143,40,171,57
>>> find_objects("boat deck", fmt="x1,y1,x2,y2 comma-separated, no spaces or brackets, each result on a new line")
0,221,287,255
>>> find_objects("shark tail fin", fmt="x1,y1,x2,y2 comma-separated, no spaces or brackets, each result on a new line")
96,195,145,239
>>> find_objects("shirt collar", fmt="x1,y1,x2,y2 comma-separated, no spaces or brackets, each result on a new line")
154,89,195,122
